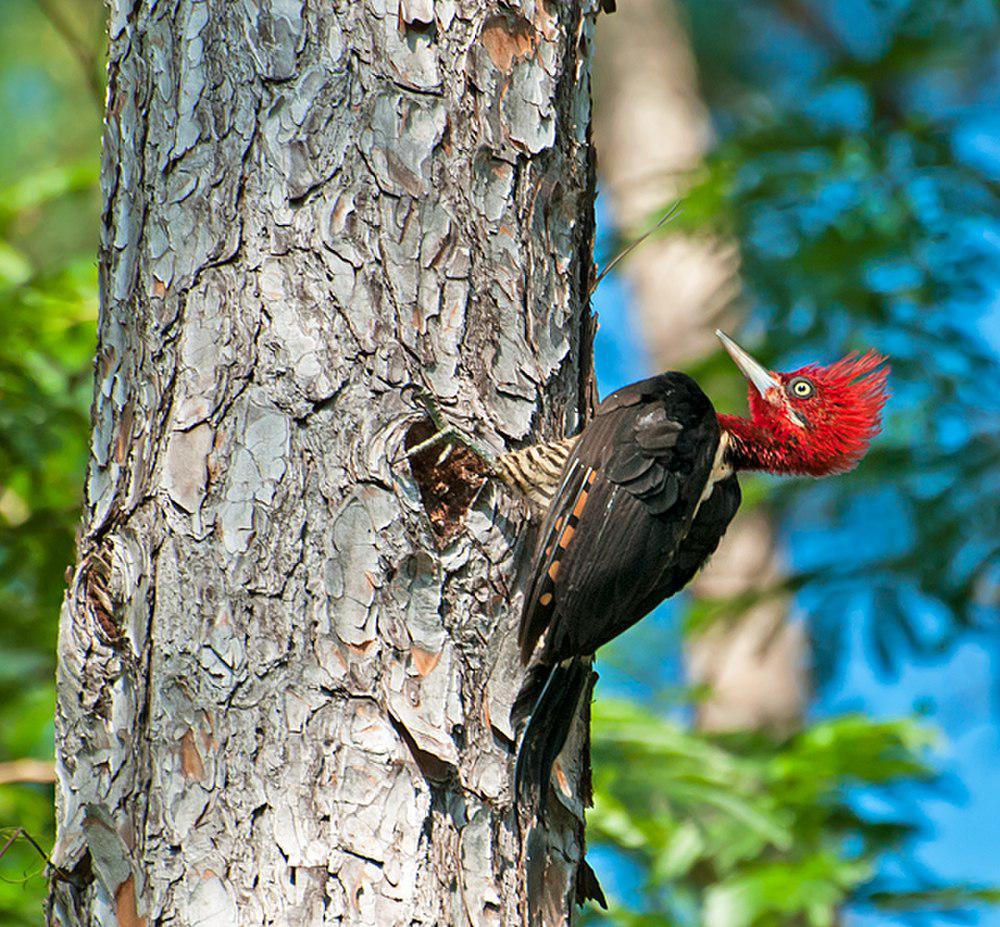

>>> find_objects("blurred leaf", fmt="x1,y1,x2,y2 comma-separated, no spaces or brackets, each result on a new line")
0,4,102,921
0,241,31,289
588,700,966,924
0,160,98,223
868,886,1000,912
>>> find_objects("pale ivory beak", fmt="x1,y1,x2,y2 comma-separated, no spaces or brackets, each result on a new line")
715,330,782,400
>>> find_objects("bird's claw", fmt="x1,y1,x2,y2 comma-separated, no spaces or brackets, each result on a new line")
403,427,460,465
400,387,498,470
411,386,450,432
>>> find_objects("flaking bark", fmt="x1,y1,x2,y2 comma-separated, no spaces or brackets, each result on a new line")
49,2,601,924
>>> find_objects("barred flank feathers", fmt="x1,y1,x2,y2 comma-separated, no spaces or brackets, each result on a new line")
495,437,579,508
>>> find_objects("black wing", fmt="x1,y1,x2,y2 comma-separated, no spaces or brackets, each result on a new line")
519,373,740,665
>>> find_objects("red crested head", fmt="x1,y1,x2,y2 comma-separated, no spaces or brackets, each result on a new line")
716,331,890,476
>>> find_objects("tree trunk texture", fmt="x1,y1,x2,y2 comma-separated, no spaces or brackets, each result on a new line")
593,0,807,734
49,2,602,925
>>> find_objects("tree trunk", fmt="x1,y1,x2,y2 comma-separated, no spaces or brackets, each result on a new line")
593,0,807,734
49,2,601,924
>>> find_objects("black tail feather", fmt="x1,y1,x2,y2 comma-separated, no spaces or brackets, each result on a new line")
510,661,552,729
576,856,608,909
513,657,591,814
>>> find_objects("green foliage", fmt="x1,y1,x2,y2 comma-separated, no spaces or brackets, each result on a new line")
590,3,1000,924
0,1,995,925
0,192,96,923
586,699,991,926
672,0,1000,657
0,1,102,921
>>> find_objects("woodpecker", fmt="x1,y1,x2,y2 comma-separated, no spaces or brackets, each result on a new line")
507,331,889,814
404,332,889,815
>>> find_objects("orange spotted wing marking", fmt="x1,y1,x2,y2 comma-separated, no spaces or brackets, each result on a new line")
534,468,596,611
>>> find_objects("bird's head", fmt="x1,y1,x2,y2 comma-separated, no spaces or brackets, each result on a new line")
716,330,890,476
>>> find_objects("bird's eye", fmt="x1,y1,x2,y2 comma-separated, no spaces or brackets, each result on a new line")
788,377,814,399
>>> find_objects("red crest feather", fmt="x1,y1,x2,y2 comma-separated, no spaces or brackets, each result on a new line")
721,348,890,476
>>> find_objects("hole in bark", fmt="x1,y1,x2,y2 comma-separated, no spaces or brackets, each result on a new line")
404,419,488,543
61,848,93,893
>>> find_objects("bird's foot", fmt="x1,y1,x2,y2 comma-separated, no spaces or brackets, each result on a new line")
402,388,499,472
400,389,498,542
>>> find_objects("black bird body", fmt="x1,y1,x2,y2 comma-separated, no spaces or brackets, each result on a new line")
405,332,888,827
513,372,741,808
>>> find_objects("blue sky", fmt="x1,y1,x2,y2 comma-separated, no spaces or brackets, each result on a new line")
589,198,1000,924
